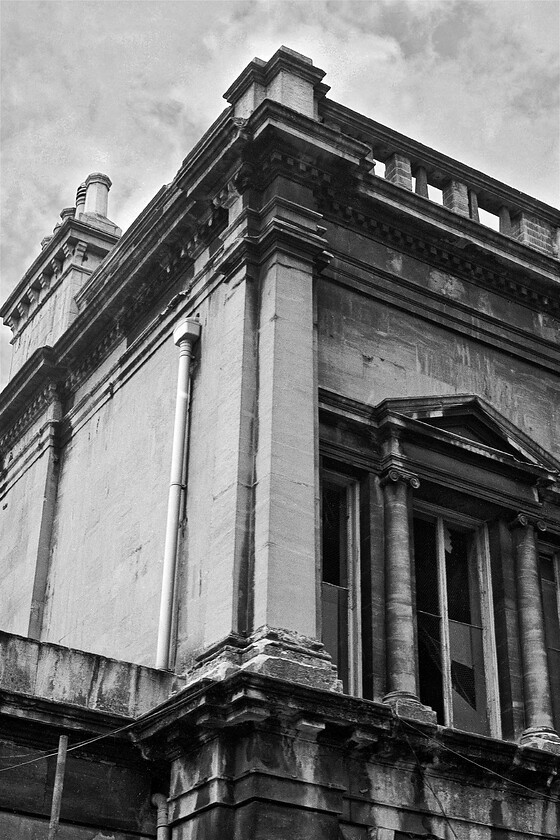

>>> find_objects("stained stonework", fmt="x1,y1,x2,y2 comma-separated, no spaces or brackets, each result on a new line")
1,47,559,839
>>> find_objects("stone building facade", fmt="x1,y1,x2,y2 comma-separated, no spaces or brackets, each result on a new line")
1,47,559,839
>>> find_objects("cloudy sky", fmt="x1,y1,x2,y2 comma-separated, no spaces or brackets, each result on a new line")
1,0,559,386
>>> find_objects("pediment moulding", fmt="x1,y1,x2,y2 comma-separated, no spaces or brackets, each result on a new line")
319,389,560,489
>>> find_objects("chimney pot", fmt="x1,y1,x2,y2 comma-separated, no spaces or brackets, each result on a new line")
75,182,87,217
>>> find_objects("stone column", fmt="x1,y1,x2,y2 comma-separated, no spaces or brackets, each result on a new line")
385,153,413,191
382,469,435,723
414,166,429,198
511,514,560,753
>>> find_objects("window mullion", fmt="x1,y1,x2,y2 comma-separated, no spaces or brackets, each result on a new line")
555,553,560,627
437,516,453,727
347,482,362,697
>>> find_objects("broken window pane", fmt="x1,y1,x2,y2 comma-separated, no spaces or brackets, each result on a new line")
413,512,490,735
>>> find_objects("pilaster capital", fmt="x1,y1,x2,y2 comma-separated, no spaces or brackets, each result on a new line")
509,512,547,533
380,467,420,490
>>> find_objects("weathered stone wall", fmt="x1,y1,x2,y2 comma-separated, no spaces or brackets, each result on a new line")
0,442,49,635
0,632,179,715
317,270,560,458
0,406,58,637
161,674,558,840
0,742,156,840
43,339,177,664
175,277,254,666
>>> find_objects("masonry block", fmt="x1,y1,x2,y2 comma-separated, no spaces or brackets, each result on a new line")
443,179,469,217
511,212,554,255
385,154,412,191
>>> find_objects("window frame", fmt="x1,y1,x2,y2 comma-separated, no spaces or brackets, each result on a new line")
539,544,560,730
413,501,501,738
320,469,362,697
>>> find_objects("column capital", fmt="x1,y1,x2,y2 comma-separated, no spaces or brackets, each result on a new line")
509,512,547,532
380,467,420,490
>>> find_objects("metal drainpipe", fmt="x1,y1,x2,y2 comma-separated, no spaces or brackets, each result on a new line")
151,793,170,840
156,317,201,670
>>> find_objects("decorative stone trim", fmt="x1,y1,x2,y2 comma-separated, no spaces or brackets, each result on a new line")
317,190,560,317
509,512,547,532
319,100,559,259
380,467,420,490
63,321,126,393
0,382,61,456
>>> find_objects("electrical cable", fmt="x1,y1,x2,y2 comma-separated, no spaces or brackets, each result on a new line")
398,715,560,804
0,719,136,773
401,724,460,840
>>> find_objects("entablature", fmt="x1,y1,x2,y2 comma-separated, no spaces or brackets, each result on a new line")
214,109,559,317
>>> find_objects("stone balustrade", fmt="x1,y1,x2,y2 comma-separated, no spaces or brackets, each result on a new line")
390,153,558,257
320,102,560,260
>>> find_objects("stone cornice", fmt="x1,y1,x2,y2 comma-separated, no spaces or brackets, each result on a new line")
228,135,558,315
224,97,558,268
317,188,560,317
355,175,560,281
245,97,370,167
1,217,121,329
130,670,559,787
0,348,65,451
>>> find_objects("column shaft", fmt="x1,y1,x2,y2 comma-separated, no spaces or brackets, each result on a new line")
513,523,555,730
384,479,418,698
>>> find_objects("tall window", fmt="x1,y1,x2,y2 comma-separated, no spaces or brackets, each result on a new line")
413,507,500,736
539,550,560,729
321,472,361,695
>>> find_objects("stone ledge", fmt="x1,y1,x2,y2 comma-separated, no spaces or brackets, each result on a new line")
0,631,183,717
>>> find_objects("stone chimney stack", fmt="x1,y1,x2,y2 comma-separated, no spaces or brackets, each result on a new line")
1,172,121,379
84,172,112,217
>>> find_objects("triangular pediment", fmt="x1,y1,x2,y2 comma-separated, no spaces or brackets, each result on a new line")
374,394,560,474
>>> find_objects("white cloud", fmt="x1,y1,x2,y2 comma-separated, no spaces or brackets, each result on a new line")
1,0,558,387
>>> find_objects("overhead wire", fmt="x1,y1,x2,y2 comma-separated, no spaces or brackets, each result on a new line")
397,715,560,804
0,719,136,774
401,725,460,840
